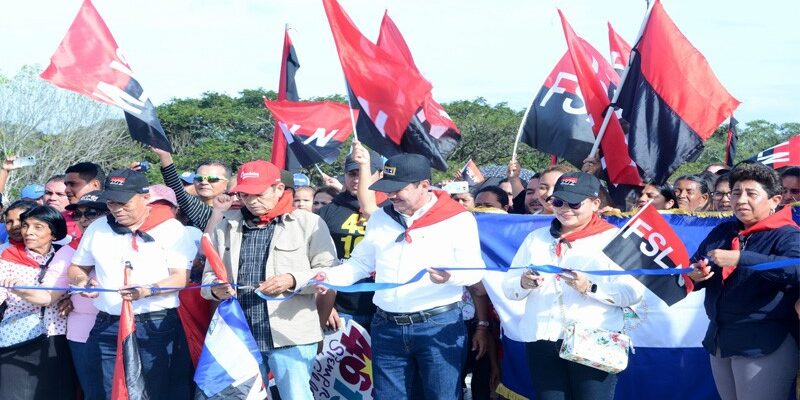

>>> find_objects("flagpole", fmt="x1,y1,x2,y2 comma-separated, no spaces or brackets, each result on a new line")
511,102,533,161
588,1,656,159
314,163,325,176
342,79,360,142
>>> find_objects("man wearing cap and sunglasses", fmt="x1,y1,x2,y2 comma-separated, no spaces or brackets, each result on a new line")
320,153,485,399
68,169,196,400
200,160,337,400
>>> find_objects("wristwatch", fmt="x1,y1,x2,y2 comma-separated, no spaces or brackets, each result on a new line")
477,320,491,327
148,283,161,297
588,281,598,294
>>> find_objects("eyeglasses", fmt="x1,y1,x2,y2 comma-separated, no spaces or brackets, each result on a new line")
712,191,731,199
72,209,104,219
549,198,584,209
193,175,228,184
783,188,800,196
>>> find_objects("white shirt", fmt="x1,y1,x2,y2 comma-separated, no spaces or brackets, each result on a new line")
502,227,644,342
72,217,195,315
325,192,485,313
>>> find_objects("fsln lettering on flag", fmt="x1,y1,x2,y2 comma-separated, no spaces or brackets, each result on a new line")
602,203,692,306
40,0,172,153
747,134,800,169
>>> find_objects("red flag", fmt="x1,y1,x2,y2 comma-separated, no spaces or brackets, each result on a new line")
607,22,632,74
322,0,431,145
377,12,460,139
747,134,800,169
459,159,485,186
558,10,643,186
271,27,302,170
40,0,172,153
201,234,228,283
725,116,739,167
264,100,356,167
616,0,740,183
603,203,692,306
112,262,147,400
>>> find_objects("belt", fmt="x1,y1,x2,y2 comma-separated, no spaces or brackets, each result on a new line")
97,308,175,323
376,302,459,326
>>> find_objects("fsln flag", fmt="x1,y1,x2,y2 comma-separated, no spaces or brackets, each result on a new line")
460,159,485,186
112,262,148,400
264,100,355,169
40,0,173,153
270,27,301,170
323,0,431,146
194,299,267,400
201,234,229,283
747,134,800,169
608,22,632,75
602,203,692,306
558,10,643,186
725,116,739,167
616,0,740,184
520,51,597,168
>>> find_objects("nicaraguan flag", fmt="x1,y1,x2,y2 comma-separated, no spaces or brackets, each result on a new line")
194,299,266,400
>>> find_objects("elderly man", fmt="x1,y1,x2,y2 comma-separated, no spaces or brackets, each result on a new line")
200,160,337,400
69,169,195,400
322,153,485,399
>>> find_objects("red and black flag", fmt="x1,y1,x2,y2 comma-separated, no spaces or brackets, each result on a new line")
725,116,739,167
460,159,485,186
270,27,302,171
112,262,148,400
747,134,800,169
558,11,642,186
607,22,632,75
603,203,692,306
40,0,172,153
264,100,355,169
616,0,740,184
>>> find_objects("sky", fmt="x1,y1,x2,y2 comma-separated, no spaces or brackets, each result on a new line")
1,0,799,124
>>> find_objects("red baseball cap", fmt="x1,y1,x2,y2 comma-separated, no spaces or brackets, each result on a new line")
230,160,282,195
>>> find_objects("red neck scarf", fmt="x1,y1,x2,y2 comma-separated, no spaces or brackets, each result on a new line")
108,203,176,251
258,192,294,225
393,190,466,243
723,206,799,280
553,213,616,257
0,244,42,268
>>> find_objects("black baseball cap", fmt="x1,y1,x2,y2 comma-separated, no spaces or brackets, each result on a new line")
100,169,149,203
369,154,431,193
66,190,108,211
549,172,601,204
344,149,384,174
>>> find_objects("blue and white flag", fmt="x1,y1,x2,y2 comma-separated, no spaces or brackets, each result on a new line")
194,299,266,400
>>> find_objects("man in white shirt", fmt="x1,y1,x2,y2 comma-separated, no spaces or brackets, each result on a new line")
68,169,195,400
322,153,485,399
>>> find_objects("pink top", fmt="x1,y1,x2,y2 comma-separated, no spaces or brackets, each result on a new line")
0,246,74,337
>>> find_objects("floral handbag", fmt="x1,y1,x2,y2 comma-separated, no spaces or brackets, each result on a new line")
556,280,641,374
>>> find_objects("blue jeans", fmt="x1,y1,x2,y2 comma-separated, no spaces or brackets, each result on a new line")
84,309,194,400
259,343,318,400
69,340,104,398
525,339,617,400
371,306,467,399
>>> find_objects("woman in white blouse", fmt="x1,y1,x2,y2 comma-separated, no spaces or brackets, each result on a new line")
503,172,643,400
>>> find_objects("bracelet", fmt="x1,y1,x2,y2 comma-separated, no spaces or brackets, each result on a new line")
477,320,491,327
148,284,161,297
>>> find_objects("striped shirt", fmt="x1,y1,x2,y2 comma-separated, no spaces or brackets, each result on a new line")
237,221,276,351
159,164,212,230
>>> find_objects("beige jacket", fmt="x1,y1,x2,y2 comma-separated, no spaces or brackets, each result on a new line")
201,209,337,348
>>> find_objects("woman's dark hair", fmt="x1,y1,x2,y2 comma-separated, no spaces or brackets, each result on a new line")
474,185,509,208
729,162,783,197
673,175,711,194
19,205,67,241
714,173,730,190
314,186,340,199
645,181,679,208
3,199,38,219
780,166,800,180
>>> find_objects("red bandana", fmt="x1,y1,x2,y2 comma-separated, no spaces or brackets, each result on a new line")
401,190,467,243
723,207,798,280
258,192,295,225
0,244,41,268
554,213,616,257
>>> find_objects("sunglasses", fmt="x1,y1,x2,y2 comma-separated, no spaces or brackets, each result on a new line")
549,198,584,210
72,209,105,219
193,175,228,184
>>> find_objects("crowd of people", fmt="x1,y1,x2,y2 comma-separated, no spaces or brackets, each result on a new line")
0,142,797,400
